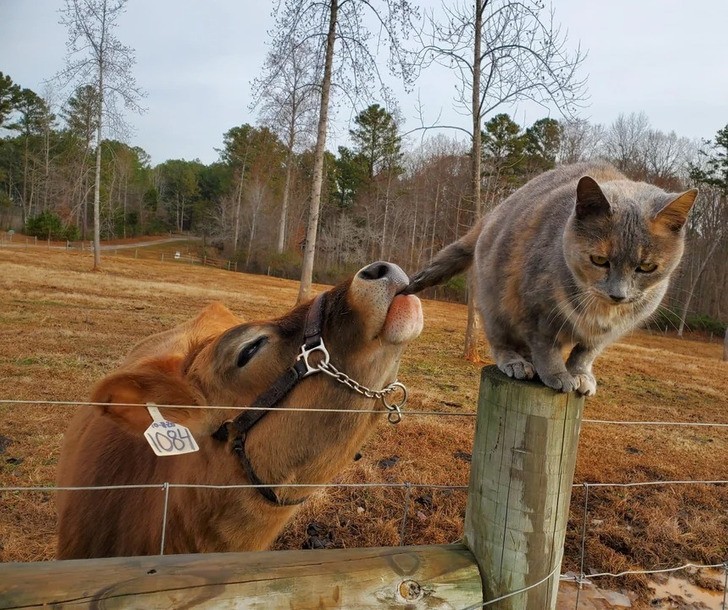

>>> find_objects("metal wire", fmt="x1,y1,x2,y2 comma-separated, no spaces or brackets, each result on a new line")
399,481,412,546
160,482,169,556
575,479,728,488
0,398,475,418
575,482,590,609
570,562,727,580
0,482,468,493
3,398,728,428
460,564,561,609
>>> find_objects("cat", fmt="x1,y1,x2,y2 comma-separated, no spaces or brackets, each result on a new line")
406,162,698,396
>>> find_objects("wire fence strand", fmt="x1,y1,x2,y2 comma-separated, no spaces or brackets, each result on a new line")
3,398,728,428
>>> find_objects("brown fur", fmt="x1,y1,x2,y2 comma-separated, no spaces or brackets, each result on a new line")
56,263,422,558
407,162,697,396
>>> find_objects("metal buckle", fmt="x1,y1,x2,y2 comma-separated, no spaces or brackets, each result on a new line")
297,339,331,376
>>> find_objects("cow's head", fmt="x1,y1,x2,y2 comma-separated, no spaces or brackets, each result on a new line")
91,262,423,471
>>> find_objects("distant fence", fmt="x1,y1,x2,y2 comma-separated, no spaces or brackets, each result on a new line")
1,368,727,609
0,233,240,273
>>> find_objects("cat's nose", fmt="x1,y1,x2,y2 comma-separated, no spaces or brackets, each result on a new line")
609,293,626,303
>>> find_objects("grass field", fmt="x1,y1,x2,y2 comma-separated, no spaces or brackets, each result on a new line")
0,248,726,607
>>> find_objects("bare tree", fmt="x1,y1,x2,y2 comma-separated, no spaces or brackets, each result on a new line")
557,118,604,164
252,39,319,254
268,0,417,303
56,0,145,270
603,111,650,178
415,0,587,359
643,129,695,187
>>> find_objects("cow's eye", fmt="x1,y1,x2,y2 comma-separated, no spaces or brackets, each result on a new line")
237,337,267,368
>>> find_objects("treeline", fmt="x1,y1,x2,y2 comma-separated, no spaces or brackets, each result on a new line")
0,70,725,329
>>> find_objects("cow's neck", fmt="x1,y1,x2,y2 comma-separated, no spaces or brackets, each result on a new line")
243,397,382,505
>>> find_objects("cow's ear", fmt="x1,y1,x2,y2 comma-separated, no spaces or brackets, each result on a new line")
91,357,203,433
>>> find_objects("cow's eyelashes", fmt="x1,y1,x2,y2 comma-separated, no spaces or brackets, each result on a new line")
237,337,268,368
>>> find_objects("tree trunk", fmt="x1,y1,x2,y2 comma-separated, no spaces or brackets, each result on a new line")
463,0,484,361
247,206,259,268
723,327,727,361
677,236,722,336
380,172,393,260
278,131,295,254
409,195,418,270
297,0,337,304
122,169,128,238
233,169,244,250
92,107,102,270
92,2,106,271
21,134,30,226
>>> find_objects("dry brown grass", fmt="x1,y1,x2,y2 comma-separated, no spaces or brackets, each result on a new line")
1,248,726,607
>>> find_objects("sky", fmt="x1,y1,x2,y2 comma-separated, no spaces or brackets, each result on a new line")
1,0,726,166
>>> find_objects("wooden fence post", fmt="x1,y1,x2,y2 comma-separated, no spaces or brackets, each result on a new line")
464,365,585,609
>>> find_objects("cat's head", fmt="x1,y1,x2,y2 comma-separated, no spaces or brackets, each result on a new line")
563,175,698,305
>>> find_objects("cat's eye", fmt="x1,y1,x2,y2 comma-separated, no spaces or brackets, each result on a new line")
637,262,657,273
237,337,267,367
590,255,609,267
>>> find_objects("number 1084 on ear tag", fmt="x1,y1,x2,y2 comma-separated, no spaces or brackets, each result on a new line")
144,404,199,457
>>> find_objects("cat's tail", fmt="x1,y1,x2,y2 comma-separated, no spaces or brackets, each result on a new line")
404,218,483,294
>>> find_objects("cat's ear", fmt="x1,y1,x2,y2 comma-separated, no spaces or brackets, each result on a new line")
575,176,611,219
653,189,698,232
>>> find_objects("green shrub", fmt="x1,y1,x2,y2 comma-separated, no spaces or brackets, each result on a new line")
647,307,726,335
440,274,467,302
647,307,682,332
25,211,69,241
685,314,726,335
266,251,301,279
144,217,171,235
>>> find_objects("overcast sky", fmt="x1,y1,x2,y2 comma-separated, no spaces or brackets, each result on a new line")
1,0,726,165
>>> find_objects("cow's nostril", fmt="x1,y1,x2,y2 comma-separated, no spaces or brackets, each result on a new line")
358,261,392,281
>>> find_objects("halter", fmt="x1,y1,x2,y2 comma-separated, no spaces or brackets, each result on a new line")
212,293,408,506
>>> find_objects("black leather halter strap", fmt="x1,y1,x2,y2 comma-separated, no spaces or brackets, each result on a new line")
211,294,326,507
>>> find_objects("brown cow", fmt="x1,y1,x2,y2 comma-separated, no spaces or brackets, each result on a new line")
56,262,423,559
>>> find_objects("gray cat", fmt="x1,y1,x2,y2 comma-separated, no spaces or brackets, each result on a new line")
406,162,697,396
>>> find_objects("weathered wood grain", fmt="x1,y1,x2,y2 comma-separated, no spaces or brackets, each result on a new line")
0,543,482,609
464,366,584,609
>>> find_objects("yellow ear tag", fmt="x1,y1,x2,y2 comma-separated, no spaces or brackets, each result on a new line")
144,403,200,457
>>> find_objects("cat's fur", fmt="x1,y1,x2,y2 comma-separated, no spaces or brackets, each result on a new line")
406,162,698,396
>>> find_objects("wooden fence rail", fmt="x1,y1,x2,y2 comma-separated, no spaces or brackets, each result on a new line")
0,366,584,609
0,544,481,609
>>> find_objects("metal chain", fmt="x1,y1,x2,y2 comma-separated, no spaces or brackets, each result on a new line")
317,361,407,424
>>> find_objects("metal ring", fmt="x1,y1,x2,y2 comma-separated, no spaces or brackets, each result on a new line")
382,382,408,410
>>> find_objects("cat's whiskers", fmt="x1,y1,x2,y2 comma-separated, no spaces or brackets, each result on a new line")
552,288,593,347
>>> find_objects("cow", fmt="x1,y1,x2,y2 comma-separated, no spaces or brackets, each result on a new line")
56,261,423,559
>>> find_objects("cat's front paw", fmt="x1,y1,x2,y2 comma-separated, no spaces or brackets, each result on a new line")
573,372,597,396
539,371,579,393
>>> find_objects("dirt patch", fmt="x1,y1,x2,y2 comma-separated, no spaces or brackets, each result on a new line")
0,249,726,608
